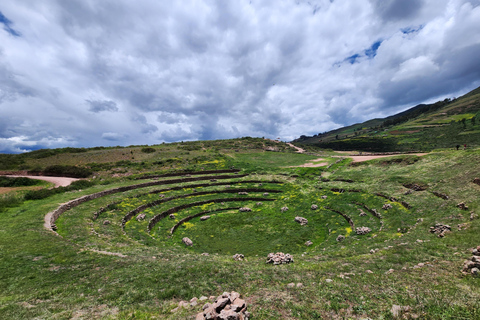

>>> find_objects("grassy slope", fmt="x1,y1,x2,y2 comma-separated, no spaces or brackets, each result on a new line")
0,141,479,319
295,86,480,152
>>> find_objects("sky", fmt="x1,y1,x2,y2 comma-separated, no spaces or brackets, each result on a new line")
1,0,480,153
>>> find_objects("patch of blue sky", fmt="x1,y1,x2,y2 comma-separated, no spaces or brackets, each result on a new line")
341,40,382,65
0,11,21,37
401,25,424,34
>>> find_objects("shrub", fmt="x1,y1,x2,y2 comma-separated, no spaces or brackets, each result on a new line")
42,165,92,178
141,147,156,153
0,177,41,187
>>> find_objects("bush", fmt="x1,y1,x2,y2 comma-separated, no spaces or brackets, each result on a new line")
0,177,41,187
141,147,156,153
41,165,92,178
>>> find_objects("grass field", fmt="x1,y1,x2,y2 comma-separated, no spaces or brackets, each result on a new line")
0,139,479,319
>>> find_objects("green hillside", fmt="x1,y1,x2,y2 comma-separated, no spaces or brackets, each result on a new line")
0,138,479,319
294,86,480,152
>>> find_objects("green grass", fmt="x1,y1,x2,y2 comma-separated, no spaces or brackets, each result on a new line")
0,140,479,319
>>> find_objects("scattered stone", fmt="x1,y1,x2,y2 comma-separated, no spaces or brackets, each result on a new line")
359,210,367,217
305,240,313,246
169,214,175,219
311,204,318,210
182,237,193,246
473,178,480,186
463,245,480,276
429,223,451,237
255,202,263,206
232,254,244,261
238,192,249,195
325,279,333,283
382,203,393,210
196,291,249,320
386,269,395,274
294,216,308,226
263,192,269,196
365,270,373,274
201,253,209,256
103,220,111,225
458,223,468,231
336,235,345,242
266,252,294,265
296,283,303,288
239,207,252,212
457,202,469,210
200,216,211,221
471,211,478,221
280,206,289,212
321,195,328,199
136,213,146,221
287,283,295,288
356,226,372,235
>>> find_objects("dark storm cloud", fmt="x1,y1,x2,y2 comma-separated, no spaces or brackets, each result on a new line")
1,0,480,152
86,99,118,113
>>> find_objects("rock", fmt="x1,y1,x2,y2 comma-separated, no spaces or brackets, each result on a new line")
238,192,248,195
255,202,263,206
136,213,146,221
232,254,244,261
214,298,231,312
325,279,333,283
305,240,313,246
182,237,193,246
200,296,208,301
294,216,308,226
359,210,367,217
103,220,111,225
473,249,480,256
201,253,209,256
287,282,295,288
429,223,451,237
457,202,469,210
196,312,205,320
239,207,252,212
365,270,373,274
471,212,478,221
382,203,393,210
266,252,294,265
311,204,318,210
263,192,269,196
473,178,480,186
336,235,345,242
355,226,372,235
472,268,479,276
280,206,289,212
321,195,328,199
231,298,245,312
218,309,239,320
296,283,303,288
386,269,395,274
200,215,211,221
169,214,175,219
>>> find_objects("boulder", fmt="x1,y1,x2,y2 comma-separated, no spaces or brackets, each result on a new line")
182,237,193,246
305,240,313,246
200,215,210,221
266,252,294,265
239,207,252,212
336,235,345,242
294,216,308,226
136,213,146,221
356,226,372,235
311,204,318,210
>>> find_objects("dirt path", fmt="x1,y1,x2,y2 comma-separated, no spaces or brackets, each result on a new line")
289,158,329,167
286,143,305,153
1,175,80,187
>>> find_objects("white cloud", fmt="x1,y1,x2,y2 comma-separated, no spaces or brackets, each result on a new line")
0,0,479,151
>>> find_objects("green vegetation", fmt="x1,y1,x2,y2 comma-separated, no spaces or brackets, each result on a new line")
0,138,479,319
295,85,480,152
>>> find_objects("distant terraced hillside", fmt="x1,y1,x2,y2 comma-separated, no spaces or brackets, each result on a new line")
294,85,480,152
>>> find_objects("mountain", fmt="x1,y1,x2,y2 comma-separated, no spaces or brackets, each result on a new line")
293,85,480,152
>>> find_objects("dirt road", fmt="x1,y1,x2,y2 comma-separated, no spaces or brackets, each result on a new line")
342,153,428,162
1,175,80,187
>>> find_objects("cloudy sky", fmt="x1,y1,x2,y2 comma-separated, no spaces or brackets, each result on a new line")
1,0,480,153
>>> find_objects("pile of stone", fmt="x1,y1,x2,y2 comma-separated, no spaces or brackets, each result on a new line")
280,206,289,212
200,216,210,221
238,192,249,195
355,226,372,235
311,204,318,210
195,291,249,320
462,246,480,276
263,192,269,196
294,216,308,226
182,237,193,246
232,254,244,261
239,207,252,212
266,252,294,265
457,202,469,210
382,203,393,210
305,240,313,246
429,223,451,237
136,213,146,221
336,235,345,242
255,202,263,206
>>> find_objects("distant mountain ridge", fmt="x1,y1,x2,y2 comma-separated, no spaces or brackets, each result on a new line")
293,85,480,152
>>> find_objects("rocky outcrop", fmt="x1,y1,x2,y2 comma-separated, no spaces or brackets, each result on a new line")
355,226,372,235
294,216,308,226
266,252,294,265
195,291,249,320
429,223,451,237
462,246,480,277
